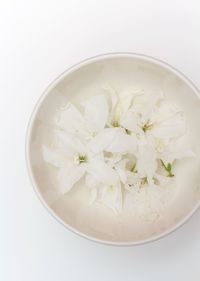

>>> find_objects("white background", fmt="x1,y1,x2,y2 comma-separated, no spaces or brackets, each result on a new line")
1,0,200,280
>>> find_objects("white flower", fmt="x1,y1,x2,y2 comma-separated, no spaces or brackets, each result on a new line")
120,90,163,133
43,131,119,194
119,90,188,163
120,91,185,139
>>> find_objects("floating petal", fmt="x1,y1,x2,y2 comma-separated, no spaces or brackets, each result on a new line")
137,143,157,179
82,95,109,133
58,164,86,194
106,129,138,154
56,103,89,138
86,158,119,185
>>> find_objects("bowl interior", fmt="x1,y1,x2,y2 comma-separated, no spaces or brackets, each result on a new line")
27,55,200,244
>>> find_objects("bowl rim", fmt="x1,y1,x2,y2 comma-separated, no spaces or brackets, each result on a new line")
25,52,200,246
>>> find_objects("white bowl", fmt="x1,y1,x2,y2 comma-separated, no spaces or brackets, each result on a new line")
26,53,200,246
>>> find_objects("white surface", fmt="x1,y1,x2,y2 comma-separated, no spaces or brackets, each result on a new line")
1,0,200,280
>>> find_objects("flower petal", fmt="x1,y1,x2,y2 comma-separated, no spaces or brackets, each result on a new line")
137,143,157,179
154,173,170,186
43,146,73,167
152,101,181,123
57,131,87,155
85,174,100,188
82,95,109,133
58,164,86,194
160,136,195,163
115,167,127,184
55,103,89,138
120,110,142,134
86,158,119,185
118,90,134,113
113,159,129,184
129,90,163,124
151,112,185,139
103,86,118,113
88,128,117,154
89,188,98,205
100,183,122,213
85,174,100,204
106,129,138,154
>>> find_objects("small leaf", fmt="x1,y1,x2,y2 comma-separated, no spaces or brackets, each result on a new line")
160,159,174,177
167,163,172,172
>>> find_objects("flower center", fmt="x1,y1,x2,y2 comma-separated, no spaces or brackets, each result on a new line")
142,120,154,132
111,119,120,127
74,155,87,164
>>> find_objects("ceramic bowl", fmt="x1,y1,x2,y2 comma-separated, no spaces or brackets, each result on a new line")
26,53,200,246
